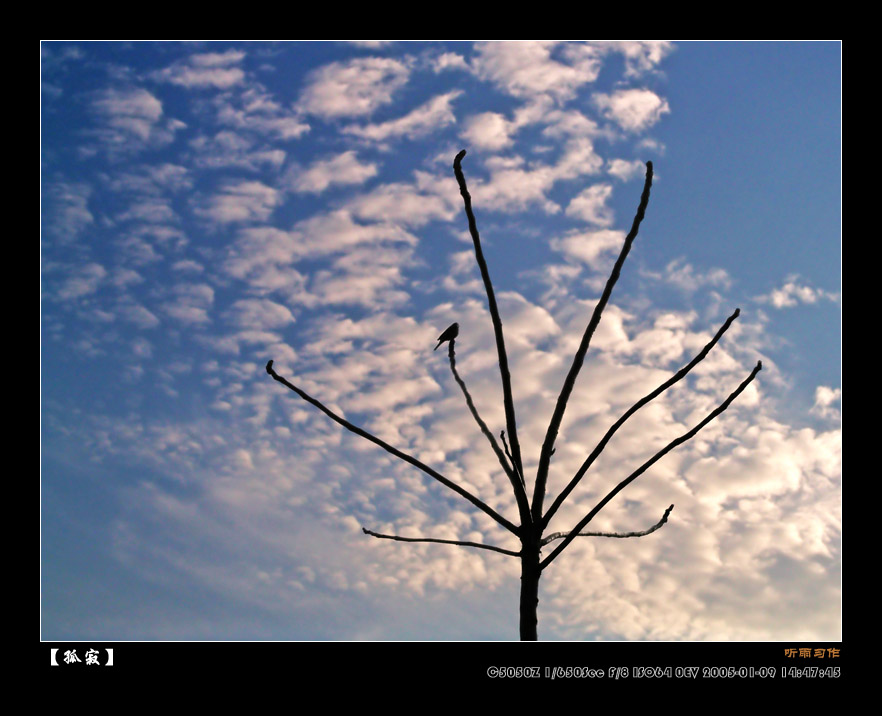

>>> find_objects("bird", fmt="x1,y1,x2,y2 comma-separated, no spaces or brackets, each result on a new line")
433,322,459,351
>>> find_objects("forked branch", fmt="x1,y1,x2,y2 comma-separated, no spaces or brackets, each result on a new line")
265,360,520,536
500,431,524,486
540,360,762,570
541,307,742,529
541,504,674,546
362,527,521,557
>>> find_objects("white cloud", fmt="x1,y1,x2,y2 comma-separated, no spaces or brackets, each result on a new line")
473,41,602,102
189,131,286,171
566,184,614,225
599,41,675,77
116,300,161,329
461,112,514,151
553,137,605,181
131,336,153,358
220,229,297,287
104,163,192,196
218,228,301,294
470,159,559,215
432,52,469,73
307,244,420,310
348,41,395,49
153,49,246,89
115,234,161,266
221,211,420,301
116,197,178,225
626,311,696,366
811,386,841,421
108,268,144,289
497,291,560,347
309,269,407,309
343,173,458,227
161,282,215,325
299,57,412,118
289,151,378,194
541,109,601,140
55,262,106,300
213,87,310,140
461,141,604,216
45,181,93,241
460,100,604,159
191,49,246,67
756,276,840,308
607,158,647,182
551,229,625,267
298,210,420,252
461,100,599,153
86,87,186,158
344,91,461,142
195,181,280,225
643,258,733,293
593,89,671,132
637,137,667,155
172,260,204,274
92,87,163,141
224,298,295,330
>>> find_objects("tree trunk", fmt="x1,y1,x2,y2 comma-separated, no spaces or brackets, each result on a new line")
519,539,540,641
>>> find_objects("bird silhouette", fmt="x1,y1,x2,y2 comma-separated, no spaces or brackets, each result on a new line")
434,322,459,351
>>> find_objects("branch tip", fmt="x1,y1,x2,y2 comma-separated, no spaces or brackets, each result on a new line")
540,503,676,547
265,359,274,374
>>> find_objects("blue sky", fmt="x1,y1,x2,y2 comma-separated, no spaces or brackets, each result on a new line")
41,41,840,641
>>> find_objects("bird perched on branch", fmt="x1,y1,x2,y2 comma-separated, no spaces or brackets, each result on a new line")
434,322,459,351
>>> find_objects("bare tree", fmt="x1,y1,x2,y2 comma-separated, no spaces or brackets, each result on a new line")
266,150,761,641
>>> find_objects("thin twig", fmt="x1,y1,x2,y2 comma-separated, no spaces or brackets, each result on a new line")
533,162,654,523
362,527,521,557
541,504,674,546
447,340,531,521
541,307,741,529
540,360,762,570
453,150,526,488
265,360,520,536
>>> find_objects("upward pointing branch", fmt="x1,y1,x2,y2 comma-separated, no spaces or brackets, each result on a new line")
540,360,762,570
532,162,654,522
453,150,528,515
541,307,741,530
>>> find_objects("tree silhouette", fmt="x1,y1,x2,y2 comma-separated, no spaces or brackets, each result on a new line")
266,150,761,640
